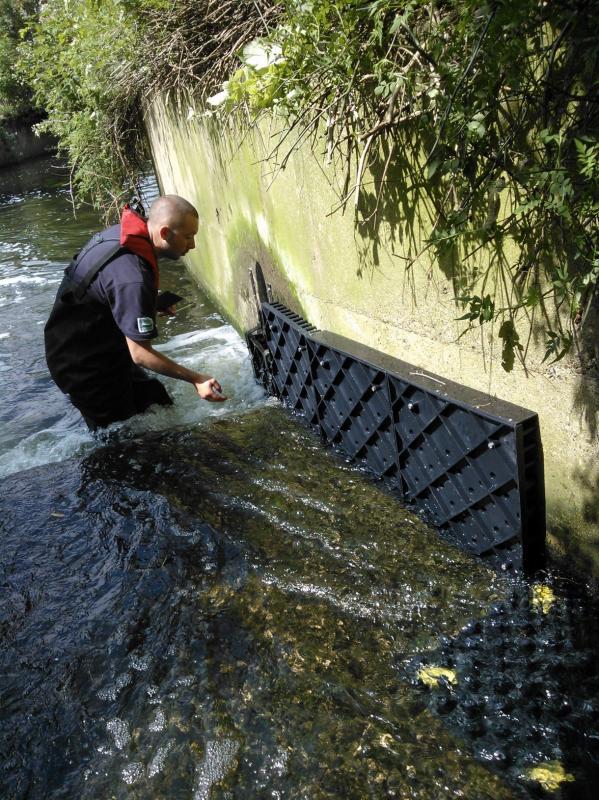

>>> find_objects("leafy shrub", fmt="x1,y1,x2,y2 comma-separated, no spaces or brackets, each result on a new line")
15,0,276,217
211,0,599,368
12,0,598,368
16,0,151,217
0,0,36,120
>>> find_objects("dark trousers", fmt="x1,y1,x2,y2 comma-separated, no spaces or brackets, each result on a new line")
71,365,173,431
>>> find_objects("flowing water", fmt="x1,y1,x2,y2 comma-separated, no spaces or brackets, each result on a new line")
1,157,598,800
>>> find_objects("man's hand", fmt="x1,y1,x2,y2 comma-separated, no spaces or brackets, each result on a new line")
126,338,227,401
195,376,227,402
157,305,176,317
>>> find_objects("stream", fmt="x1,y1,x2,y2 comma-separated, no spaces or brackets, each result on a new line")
1,157,598,800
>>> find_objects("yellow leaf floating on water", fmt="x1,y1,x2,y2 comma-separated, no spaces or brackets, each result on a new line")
526,761,575,791
531,583,556,614
417,665,457,687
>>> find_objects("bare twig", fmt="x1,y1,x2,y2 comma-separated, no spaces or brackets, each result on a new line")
354,133,375,209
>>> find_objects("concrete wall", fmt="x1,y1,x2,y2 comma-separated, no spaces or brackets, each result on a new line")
0,117,55,168
145,95,599,575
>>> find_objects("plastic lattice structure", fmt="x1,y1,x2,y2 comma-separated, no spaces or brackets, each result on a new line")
246,303,546,571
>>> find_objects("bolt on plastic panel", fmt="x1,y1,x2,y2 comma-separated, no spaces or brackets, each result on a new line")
246,302,546,571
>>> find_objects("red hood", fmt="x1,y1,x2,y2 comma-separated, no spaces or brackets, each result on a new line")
120,205,159,287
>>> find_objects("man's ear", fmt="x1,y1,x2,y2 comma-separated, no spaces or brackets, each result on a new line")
159,225,171,242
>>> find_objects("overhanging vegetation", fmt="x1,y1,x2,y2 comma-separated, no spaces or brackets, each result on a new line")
3,0,598,370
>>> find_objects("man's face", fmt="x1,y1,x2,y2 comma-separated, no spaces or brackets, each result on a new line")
160,213,199,259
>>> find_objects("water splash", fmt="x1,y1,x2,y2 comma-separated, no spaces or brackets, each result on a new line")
193,739,239,800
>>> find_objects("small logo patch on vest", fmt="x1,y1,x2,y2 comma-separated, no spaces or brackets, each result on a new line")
137,317,154,334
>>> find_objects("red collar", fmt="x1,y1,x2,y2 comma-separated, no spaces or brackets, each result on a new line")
120,205,159,287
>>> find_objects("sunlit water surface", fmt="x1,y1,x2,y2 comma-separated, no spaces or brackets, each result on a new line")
1,158,598,800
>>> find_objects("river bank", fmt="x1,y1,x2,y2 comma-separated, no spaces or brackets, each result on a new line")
0,114,55,169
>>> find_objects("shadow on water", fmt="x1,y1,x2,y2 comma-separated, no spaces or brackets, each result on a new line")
1,406,598,799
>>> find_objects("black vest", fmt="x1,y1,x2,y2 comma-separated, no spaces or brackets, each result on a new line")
44,232,145,402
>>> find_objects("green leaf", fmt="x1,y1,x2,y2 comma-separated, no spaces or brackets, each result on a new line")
542,331,573,364
240,40,284,71
427,157,442,179
513,198,540,217
524,285,541,307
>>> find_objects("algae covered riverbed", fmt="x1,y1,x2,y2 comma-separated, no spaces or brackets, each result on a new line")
1,158,599,799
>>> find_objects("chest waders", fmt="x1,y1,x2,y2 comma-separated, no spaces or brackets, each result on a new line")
44,233,172,430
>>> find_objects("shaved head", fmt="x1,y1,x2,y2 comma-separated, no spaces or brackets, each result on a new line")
148,194,198,227
147,195,199,259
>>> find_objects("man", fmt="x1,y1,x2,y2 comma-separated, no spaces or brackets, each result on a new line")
44,194,226,430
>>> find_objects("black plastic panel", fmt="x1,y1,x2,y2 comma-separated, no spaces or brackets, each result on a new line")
246,303,546,571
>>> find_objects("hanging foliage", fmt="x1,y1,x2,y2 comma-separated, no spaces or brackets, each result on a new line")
10,0,599,368
15,1,278,217
210,0,599,369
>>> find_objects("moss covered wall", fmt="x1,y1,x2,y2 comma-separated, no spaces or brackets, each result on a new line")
0,118,55,168
145,96,599,575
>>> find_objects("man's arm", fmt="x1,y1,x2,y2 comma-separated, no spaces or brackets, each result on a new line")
126,338,226,401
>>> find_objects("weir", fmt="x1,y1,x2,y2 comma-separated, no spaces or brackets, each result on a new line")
144,94,598,575
247,301,546,572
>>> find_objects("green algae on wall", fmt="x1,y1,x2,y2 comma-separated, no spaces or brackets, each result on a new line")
145,96,599,576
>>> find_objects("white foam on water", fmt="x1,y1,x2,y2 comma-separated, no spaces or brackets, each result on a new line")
106,718,131,751
148,741,173,778
0,274,54,287
129,653,152,671
149,709,166,733
122,762,144,785
120,323,266,434
0,322,268,480
0,240,24,255
193,739,239,800
259,747,289,781
157,327,228,352
97,672,132,701
0,195,24,206
0,423,94,480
